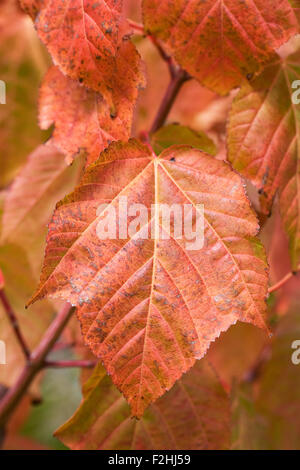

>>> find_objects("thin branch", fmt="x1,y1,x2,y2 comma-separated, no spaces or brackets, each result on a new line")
128,19,178,78
268,271,298,294
150,69,191,134
149,35,177,78
0,288,30,359
0,303,75,428
44,360,96,369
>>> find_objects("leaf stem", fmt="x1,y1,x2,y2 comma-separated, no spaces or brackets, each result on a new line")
0,303,75,428
128,19,180,78
268,271,298,294
0,288,30,360
150,69,190,134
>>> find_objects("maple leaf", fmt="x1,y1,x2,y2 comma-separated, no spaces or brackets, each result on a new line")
55,361,230,450
24,0,145,106
228,52,300,270
142,0,300,95
39,67,134,166
29,139,268,417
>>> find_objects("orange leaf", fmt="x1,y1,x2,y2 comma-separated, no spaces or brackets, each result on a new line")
39,67,135,166
228,52,300,270
29,139,269,417
25,0,145,104
142,0,300,95
55,361,231,450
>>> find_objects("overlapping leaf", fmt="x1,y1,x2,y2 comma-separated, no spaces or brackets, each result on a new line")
21,0,145,105
150,124,216,156
29,139,268,417
39,67,134,166
228,52,300,270
142,0,300,95
55,361,230,450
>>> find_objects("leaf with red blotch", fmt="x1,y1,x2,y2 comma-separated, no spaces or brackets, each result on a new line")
142,0,300,95
228,52,300,270
55,361,230,450
25,0,145,105
29,139,268,417
39,67,134,166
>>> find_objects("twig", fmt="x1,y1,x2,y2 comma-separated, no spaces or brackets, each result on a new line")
128,19,178,78
0,288,30,359
268,271,298,294
0,303,75,428
149,35,177,78
44,360,96,369
150,69,191,134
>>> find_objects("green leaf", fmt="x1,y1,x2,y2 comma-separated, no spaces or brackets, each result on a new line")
151,124,216,156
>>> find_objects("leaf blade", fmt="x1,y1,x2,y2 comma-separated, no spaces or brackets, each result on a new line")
30,139,268,417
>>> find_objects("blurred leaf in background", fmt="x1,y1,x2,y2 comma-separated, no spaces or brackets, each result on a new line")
0,0,50,188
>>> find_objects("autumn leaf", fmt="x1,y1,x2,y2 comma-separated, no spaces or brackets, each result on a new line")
0,1,50,188
150,124,216,156
228,52,300,270
23,0,145,106
28,139,268,417
1,144,83,276
142,0,300,95
55,360,230,450
39,67,135,166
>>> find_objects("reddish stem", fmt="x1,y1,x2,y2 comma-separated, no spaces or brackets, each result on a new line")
0,303,75,428
268,271,297,294
150,69,190,134
0,289,30,359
